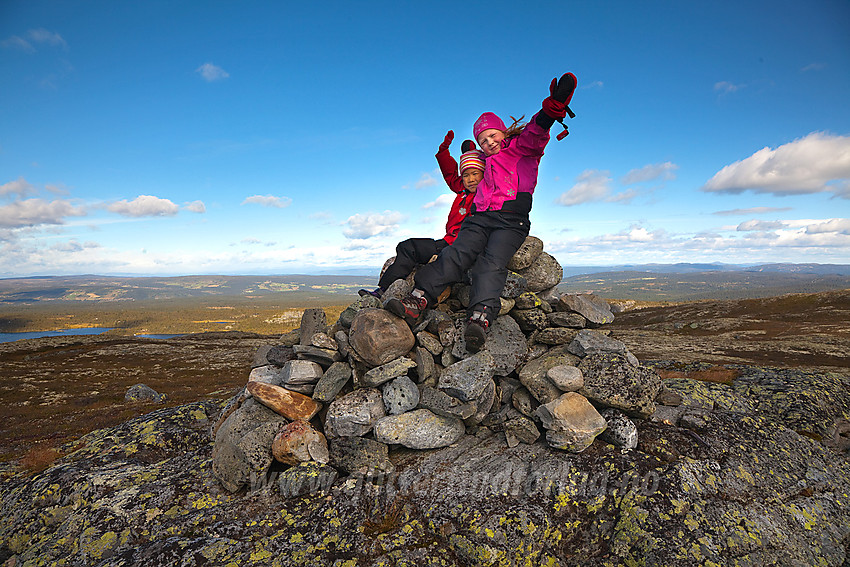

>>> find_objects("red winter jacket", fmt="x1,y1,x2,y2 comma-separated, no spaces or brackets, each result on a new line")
435,148,477,244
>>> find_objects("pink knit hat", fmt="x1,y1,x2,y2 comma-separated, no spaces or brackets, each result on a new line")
473,112,506,140
459,149,485,173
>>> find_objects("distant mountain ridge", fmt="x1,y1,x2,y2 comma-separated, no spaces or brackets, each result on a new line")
1,263,849,304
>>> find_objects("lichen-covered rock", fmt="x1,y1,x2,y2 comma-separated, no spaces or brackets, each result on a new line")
2,397,850,566
510,307,549,332
277,461,337,499
373,409,465,449
517,251,563,292
568,328,630,357
361,356,417,388
348,308,415,367
323,388,386,438
504,415,541,448
328,436,394,476
518,346,580,404
417,384,476,420
536,327,579,345
598,408,638,452
580,353,662,418
547,311,587,328
557,293,615,326
382,375,420,415
507,235,544,271
338,294,382,328
311,361,351,402
213,398,288,492
124,383,167,403
438,351,496,403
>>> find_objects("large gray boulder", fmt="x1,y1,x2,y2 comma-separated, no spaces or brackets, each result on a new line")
212,398,288,492
438,351,497,403
579,353,662,417
517,251,563,292
557,293,614,327
373,409,465,449
323,388,386,438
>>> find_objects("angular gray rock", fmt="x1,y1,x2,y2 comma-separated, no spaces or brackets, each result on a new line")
504,415,541,448
414,346,437,384
212,398,288,492
416,330,443,355
417,384,476,420
266,345,296,366
438,351,496,403
579,353,662,417
511,387,538,418
281,359,323,387
348,308,415,367
546,311,586,328
299,308,327,345
361,356,417,388
328,436,395,476
567,329,630,358
500,271,528,299
323,388,386,438
311,361,352,403
292,344,343,367
464,378,496,427
514,291,545,310
373,409,465,449
517,347,579,404
536,327,578,345
451,315,527,376
248,365,286,386
517,251,562,293
535,392,607,452
547,364,584,392
507,235,544,271
382,375,420,415
557,293,614,327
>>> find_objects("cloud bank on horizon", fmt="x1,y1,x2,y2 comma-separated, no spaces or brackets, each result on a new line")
1,1,849,277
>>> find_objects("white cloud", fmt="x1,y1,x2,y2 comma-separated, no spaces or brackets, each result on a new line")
343,210,405,239
805,218,850,235
606,188,639,204
183,200,206,213
241,195,292,208
0,198,86,229
196,63,230,82
621,162,678,185
713,207,792,216
714,81,743,94
28,28,67,49
801,63,826,72
107,195,179,217
2,28,66,52
737,220,786,231
582,81,604,89
422,194,454,209
0,177,39,198
556,170,612,206
415,172,437,189
702,133,850,196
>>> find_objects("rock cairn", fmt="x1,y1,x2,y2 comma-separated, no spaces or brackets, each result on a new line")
212,236,662,494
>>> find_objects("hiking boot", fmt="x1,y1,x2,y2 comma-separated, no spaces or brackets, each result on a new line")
384,293,428,326
464,314,489,353
358,288,382,299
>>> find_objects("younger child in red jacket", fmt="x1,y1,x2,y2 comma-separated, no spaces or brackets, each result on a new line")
359,132,485,298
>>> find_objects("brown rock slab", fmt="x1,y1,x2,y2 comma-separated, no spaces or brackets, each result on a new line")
246,381,321,421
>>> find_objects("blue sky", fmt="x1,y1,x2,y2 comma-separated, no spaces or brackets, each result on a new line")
2,0,849,277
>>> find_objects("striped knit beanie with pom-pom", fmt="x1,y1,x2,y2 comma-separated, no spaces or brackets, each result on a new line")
459,149,485,173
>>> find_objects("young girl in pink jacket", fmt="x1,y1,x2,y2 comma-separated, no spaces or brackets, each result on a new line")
386,72,577,352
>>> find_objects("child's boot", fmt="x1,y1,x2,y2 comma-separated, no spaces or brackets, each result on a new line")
464,308,490,353
358,287,383,299
384,291,428,327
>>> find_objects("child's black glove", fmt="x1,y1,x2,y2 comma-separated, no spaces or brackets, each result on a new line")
460,140,476,153
552,73,577,104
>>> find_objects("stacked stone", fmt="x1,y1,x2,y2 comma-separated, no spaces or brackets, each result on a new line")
212,236,662,495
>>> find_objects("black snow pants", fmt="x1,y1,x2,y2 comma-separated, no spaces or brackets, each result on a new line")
414,211,530,324
378,237,448,290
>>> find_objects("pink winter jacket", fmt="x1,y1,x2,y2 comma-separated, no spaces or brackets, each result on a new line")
473,112,550,215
